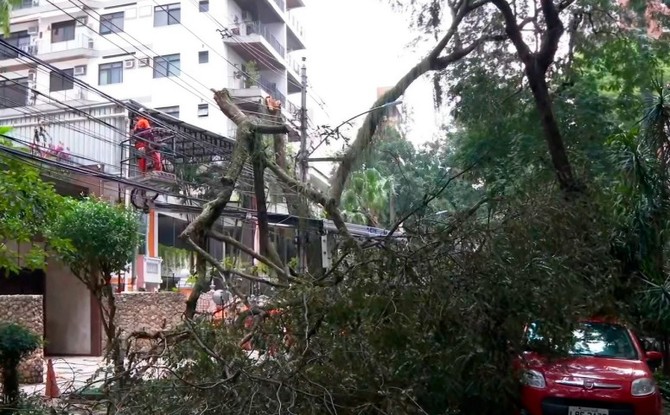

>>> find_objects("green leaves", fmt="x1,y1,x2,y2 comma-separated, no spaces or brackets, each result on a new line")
0,147,67,272
51,197,140,281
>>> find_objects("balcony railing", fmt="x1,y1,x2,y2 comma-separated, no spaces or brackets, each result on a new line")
259,75,285,104
286,54,300,74
239,21,285,58
39,34,94,54
287,13,304,38
13,0,39,10
0,41,37,60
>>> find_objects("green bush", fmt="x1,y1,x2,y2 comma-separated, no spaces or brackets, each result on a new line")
0,323,40,406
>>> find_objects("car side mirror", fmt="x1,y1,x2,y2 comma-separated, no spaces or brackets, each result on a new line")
646,351,663,370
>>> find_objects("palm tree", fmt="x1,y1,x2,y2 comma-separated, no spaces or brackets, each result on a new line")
341,167,394,228
1,0,21,35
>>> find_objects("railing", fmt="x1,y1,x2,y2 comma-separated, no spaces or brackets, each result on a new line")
0,41,37,60
241,21,285,58
287,13,304,38
258,75,286,105
286,54,300,74
40,34,94,54
13,0,39,10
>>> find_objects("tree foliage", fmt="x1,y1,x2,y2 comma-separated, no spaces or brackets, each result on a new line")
0,135,67,272
0,323,40,406
52,197,140,280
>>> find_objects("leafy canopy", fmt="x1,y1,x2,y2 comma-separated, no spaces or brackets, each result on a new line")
51,197,141,279
0,133,67,272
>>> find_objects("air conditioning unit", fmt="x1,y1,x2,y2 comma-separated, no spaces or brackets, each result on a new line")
73,65,86,76
143,257,163,284
124,59,135,69
87,37,94,48
27,69,36,81
138,57,150,67
27,26,38,35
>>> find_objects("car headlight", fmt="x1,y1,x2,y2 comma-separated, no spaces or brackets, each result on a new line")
522,370,546,389
631,377,656,396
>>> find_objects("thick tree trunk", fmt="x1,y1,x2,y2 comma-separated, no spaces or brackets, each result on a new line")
184,231,209,319
525,67,577,191
272,124,323,274
492,0,580,192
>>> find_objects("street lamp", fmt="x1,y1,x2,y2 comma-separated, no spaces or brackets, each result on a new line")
307,100,403,162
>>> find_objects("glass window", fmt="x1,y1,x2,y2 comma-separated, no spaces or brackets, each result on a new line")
49,68,74,92
156,106,179,118
197,103,208,117
51,21,75,43
154,3,180,26
98,62,123,85
153,54,180,78
100,12,124,35
0,78,29,108
198,0,208,12
525,321,638,360
198,50,208,64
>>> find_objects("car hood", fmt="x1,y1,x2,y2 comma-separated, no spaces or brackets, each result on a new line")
523,352,650,381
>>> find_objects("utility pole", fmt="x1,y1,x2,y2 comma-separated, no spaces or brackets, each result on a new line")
298,57,308,274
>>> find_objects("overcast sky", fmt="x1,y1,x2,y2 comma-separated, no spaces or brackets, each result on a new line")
291,0,440,159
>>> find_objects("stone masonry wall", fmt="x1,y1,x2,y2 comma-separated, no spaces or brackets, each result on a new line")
101,292,185,353
0,295,44,384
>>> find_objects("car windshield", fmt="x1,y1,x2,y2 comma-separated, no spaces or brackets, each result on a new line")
525,321,638,360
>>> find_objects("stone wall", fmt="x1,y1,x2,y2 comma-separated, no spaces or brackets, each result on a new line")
102,292,185,352
0,295,44,384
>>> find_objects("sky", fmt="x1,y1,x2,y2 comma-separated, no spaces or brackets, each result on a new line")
290,0,441,163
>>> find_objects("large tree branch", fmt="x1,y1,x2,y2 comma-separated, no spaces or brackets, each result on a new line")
264,157,356,246
329,2,493,205
491,0,579,192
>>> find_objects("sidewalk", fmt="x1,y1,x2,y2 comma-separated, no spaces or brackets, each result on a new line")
20,356,106,396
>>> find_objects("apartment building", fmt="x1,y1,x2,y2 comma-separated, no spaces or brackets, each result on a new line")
0,0,306,134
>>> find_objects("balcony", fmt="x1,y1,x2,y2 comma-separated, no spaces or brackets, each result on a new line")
286,12,306,51
227,74,299,120
223,21,287,70
286,54,302,94
39,33,97,62
0,38,38,71
13,0,39,10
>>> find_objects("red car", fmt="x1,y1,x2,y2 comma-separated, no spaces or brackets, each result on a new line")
520,319,664,415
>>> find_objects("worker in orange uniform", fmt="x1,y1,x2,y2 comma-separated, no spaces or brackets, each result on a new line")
132,112,162,173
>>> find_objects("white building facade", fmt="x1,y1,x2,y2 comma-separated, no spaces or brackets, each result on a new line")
1,0,306,134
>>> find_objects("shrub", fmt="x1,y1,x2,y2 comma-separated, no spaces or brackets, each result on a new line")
0,323,40,406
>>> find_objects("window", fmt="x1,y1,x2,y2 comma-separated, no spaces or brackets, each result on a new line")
100,12,124,35
524,321,638,360
156,106,179,118
197,103,208,117
0,78,29,108
154,3,180,26
98,61,123,85
198,50,208,64
51,21,76,43
49,68,74,92
153,54,180,78
198,0,209,12
0,31,31,59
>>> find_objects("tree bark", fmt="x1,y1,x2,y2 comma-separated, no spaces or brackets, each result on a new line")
271,119,323,274
491,0,580,192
